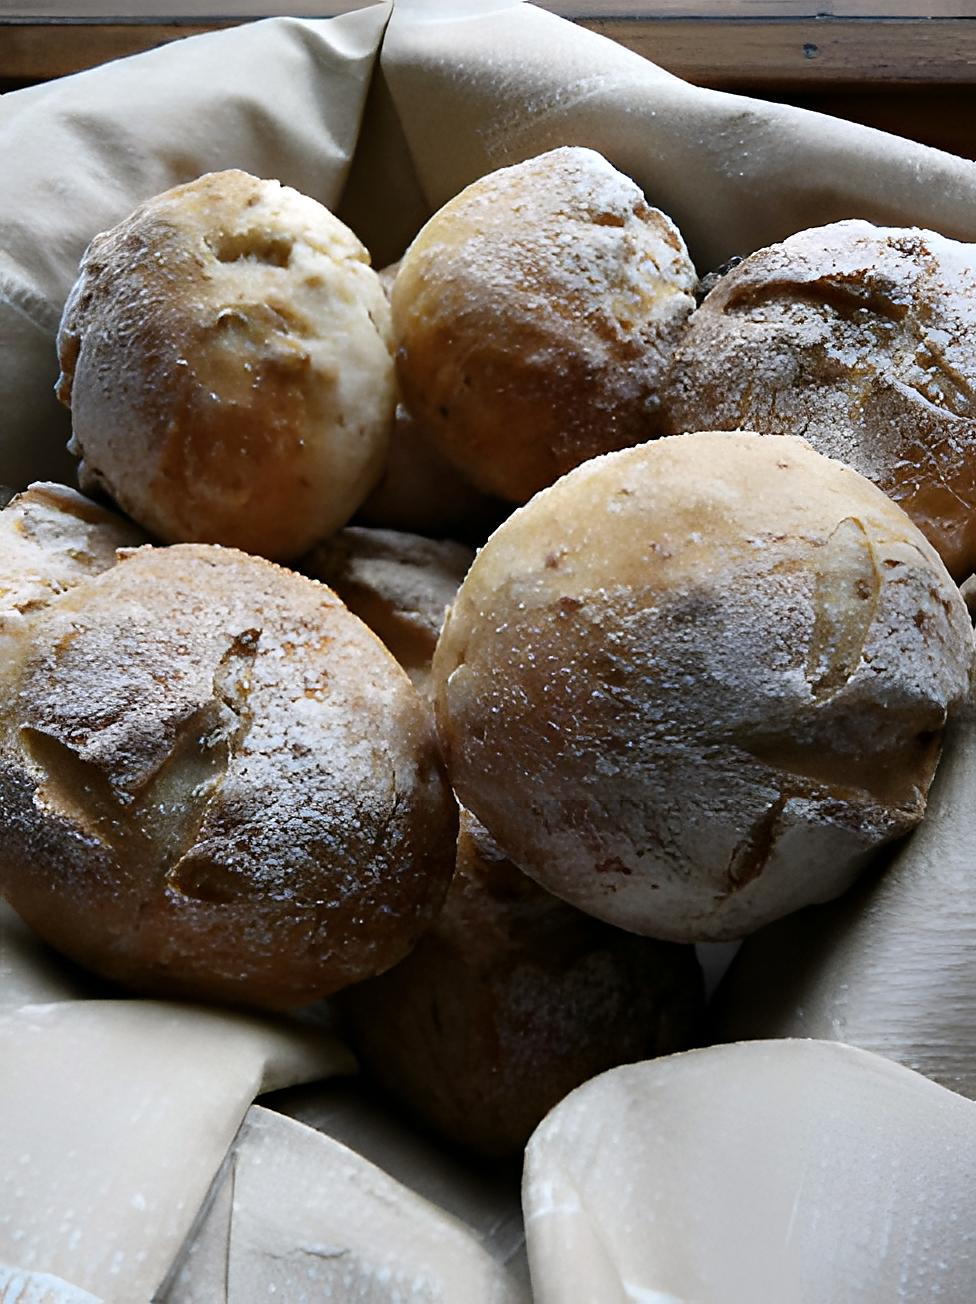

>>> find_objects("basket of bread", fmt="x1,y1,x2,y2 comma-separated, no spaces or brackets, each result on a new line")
4,2,976,1300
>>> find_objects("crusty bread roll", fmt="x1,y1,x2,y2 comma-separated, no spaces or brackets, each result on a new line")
0,544,457,1008
432,432,973,942
1,482,144,641
665,221,976,580
303,526,473,693
337,809,704,1157
56,170,395,561
359,262,504,539
392,147,697,502
356,402,505,541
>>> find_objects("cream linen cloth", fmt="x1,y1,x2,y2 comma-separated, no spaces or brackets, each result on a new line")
0,902,355,1302
523,1040,976,1303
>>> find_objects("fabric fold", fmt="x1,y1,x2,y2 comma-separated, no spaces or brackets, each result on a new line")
0,904,354,1303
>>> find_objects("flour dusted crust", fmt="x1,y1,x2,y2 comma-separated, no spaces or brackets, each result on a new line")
665,220,976,580
0,544,457,1008
56,170,396,560
432,432,974,942
392,147,697,502
303,526,474,692
0,482,144,649
337,810,703,1157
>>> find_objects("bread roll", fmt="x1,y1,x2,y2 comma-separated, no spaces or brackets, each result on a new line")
359,262,504,539
0,544,457,1008
56,170,395,560
392,147,697,502
0,482,145,665
665,221,976,580
432,432,973,942
303,526,473,693
356,402,505,541
337,810,704,1157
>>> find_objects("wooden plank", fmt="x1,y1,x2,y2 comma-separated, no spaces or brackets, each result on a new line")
1,1,973,16
588,17,976,86
0,0,372,14
0,22,236,79
551,1,976,16
3,15,975,88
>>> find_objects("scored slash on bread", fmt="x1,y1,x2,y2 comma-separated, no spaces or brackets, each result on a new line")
432,431,974,943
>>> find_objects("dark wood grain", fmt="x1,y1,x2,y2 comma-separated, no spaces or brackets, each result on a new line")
3,9,975,87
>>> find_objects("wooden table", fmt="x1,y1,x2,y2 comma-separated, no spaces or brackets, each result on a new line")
2,2,975,158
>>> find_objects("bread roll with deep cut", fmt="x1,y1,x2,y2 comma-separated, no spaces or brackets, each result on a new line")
303,526,473,693
0,544,457,1008
665,221,976,580
392,147,697,503
337,809,704,1158
56,170,395,560
432,432,973,942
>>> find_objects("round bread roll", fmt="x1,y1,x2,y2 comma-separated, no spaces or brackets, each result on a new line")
0,544,457,1008
432,432,974,942
337,810,704,1157
56,170,395,560
665,221,976,580
356,402,505,541
303,526,474,694
359,263,504,539
392,146,697,503
1,482,144,643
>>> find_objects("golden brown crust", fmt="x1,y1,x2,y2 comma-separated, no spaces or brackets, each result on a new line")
0,543,457,1008
337,810,704,1157
56,170,395,560
432,432,974,942
392,147,697,503
665,221,976,580
359,263,508,539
